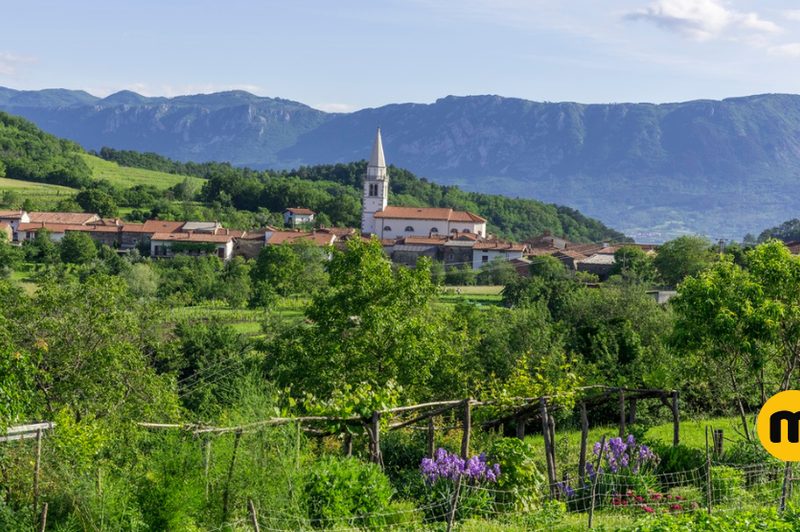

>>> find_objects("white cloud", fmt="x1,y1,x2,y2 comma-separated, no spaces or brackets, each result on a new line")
782,10,800,22
625,0,781,42
0,52,37,77
312,103,356,113
768,43,800,57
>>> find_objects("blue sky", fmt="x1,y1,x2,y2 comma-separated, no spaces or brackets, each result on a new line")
3,0,800,112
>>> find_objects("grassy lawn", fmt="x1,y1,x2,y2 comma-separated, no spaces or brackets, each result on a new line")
81,154,205,189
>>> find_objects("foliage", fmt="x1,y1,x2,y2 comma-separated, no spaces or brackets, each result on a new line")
75,187,119,217
0,110,92,188
59,230,98,264
708,465,744,504
265,238,463,399
488,437,545,511
610,245,656,283
653,235,715,286
302,456,394,529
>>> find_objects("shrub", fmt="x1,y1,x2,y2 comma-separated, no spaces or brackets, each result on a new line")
488,438,545,512
708,465,744,504
303,456,394,528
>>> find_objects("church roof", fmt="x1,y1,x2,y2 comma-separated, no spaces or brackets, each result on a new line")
374,206,487,223
369,127,386,168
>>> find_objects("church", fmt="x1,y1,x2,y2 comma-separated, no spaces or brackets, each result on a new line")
361,128,487,240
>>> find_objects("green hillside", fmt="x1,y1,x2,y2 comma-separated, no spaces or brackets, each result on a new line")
80,153,204,190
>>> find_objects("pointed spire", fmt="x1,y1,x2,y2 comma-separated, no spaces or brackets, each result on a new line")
368,127,386,169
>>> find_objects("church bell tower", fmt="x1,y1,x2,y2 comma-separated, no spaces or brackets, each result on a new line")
361,127,389,236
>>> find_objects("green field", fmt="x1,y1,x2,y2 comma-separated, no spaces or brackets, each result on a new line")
0,177,75,207
80,153,204,189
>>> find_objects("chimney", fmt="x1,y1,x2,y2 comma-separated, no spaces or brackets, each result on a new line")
188,230,194,236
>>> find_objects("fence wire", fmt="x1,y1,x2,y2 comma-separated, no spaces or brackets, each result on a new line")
217,460,797,532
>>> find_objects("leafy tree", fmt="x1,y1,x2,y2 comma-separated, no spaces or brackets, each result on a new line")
221,256,252,308
529,255,569,281
0,232,23,270
609,245,656,283
250,244,302,307
59,231,97,265
0,275,179,421
23,228,59,263
671,257,766,437
265,238,461,399
653,235,714,286
2,190,20,209
75,188,119,218
54,197,83,213
121,262,159,299
477,257,519,285
445,266,476,286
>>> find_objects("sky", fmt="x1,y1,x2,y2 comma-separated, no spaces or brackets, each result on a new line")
3,0,800,112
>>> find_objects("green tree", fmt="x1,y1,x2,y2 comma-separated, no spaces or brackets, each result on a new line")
59,231,97,265
653,235,714,286
609,245,656,283
529,255,569,281
2,190,20,209
0,232,23,270
75,188,119,218
250,244,302,307
221,256,252,308
0,275,179,421
265,238,461,399
24,228,59,263
121,262,159,299
477,257,519,285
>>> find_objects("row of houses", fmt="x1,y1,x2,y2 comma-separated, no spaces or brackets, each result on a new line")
0,209,666,277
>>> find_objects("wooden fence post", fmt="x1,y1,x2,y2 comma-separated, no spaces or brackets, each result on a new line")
33,428,42,518
204,436,212,501
548,411,558,488
516,415,526,441
445,473,463,532
222,429,243,520
38,503,48,532
461,399,471,460
713,429,723,456
371,411,382,466
427,417,435,459
248,499,261,532
588,435,607,530
540,398,557,499
705,426,712,513
780,461,792,513
672,391,680,446
619,390,626,438
343,433,353,458
579,402,588,485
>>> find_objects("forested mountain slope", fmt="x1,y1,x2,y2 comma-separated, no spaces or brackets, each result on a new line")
5,88,800,239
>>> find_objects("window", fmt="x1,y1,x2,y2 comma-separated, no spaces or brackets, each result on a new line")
482,255,488,263
463,229,471,234
431,227,439,233
405,226,414,232
451,229,458,234
383,226,392,231
448,253,455,260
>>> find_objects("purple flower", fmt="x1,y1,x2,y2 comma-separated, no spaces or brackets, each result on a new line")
419,448,500,483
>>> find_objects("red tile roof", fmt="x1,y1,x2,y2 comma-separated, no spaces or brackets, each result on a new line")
473,240,527,252
374,206,487,223
141,220,186,233
18,222,122,234
283,208,315,215
151,232,234,243
265,231,336,246
0,210,27,219
29,212,99,225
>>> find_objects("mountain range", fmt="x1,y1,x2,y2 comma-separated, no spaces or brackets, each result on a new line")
3,87,800,241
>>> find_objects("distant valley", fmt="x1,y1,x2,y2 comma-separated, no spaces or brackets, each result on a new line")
3,87,800,241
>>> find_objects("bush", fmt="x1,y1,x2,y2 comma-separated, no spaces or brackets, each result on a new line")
488,438,545,512
708,465,744,504
303,456,394,528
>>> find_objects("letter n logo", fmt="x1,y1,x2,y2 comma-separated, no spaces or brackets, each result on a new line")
770,410,800,443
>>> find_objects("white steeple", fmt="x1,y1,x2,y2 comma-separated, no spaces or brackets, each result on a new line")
367,127,387,179
361,127,390,235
